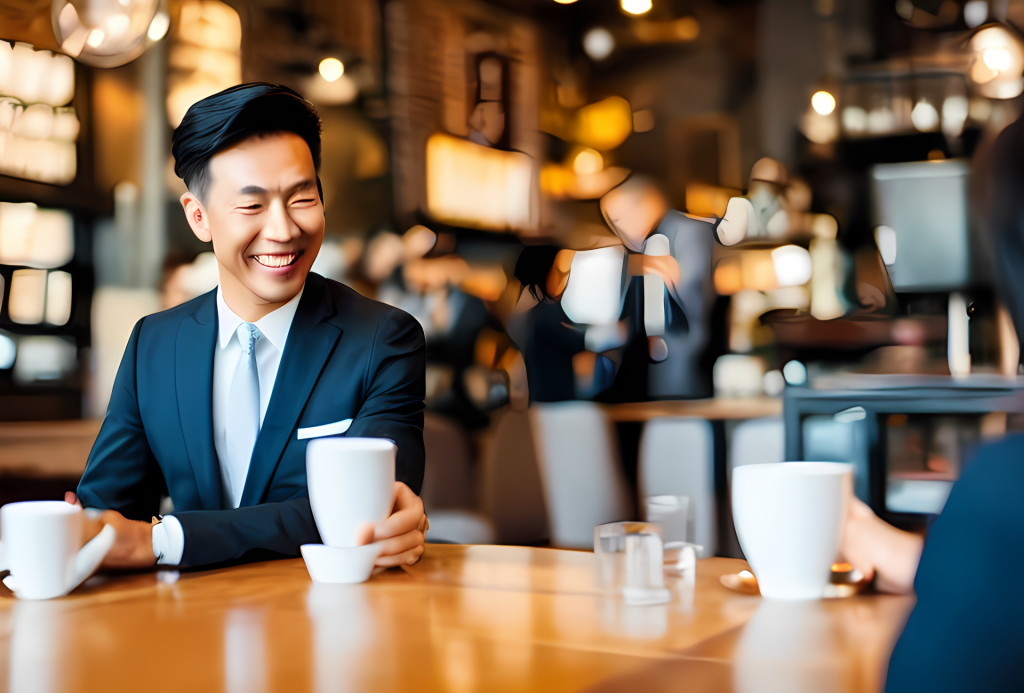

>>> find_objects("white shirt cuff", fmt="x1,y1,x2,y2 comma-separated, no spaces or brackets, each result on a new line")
151,515,185,566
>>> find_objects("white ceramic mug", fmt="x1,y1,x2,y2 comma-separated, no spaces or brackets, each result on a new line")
1,501,116,600
732,462,853,600
306,437,396,547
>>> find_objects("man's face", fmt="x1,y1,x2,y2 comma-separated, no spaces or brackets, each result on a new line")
182,132,324,309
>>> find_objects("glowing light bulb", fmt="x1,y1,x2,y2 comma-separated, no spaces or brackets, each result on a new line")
811,90,836,115
621,0,653,15
573,148,603,175
553,0,579,3
319,58,344,82
983,47,1012,72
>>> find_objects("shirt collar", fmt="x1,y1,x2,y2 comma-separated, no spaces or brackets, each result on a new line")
216,285,305,352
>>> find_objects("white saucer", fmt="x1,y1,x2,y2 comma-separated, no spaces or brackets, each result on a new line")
300,543,383,584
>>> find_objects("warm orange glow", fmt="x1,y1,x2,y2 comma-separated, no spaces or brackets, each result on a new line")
675,17,700,40
831,562,853,572
685,183,740,217
572,96,634,150
572,148,603,175
461,264,508,302
426,133,537,232
633,17,700,43
714,257,743,295
540,163,574,197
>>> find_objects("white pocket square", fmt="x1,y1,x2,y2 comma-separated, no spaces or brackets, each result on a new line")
297,419,353,440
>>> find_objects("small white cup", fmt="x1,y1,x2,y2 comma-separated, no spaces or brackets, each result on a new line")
1,501,116,600
732,462,853,600
306,437,396,548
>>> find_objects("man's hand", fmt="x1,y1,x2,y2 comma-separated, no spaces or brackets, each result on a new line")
65,492,158,569
354,482,427,572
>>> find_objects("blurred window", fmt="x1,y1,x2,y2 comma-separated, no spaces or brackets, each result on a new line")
0,202,74,269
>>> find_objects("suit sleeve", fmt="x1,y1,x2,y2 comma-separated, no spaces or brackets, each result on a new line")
347,307,427,493
172,308,426,568
76,319,165,521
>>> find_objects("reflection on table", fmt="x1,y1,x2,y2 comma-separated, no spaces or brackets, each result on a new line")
0,545,914,693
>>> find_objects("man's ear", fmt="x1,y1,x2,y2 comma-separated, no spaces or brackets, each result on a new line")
180,192,212,243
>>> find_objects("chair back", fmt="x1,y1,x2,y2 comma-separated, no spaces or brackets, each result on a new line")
528,402,632,548
479,407,549,545
420,411,476,512
638,417,716,555
729,417,785,475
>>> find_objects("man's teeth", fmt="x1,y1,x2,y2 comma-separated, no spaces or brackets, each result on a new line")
254,253,297,268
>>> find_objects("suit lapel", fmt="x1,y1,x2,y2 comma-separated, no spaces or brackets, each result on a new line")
174,290,223,509
240,274,342,507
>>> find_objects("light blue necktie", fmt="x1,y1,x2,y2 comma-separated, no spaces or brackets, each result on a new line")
225,323,261,508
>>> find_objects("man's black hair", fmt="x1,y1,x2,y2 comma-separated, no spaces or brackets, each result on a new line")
171,83,323,202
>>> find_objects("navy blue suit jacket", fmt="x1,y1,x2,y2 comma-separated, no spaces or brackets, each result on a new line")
77,272,426,568
886,434,1024,691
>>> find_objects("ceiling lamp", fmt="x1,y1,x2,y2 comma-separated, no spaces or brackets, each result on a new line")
968,25,1024,99
51,0,169,68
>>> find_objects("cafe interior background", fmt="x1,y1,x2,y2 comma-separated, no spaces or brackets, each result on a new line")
0,0,1022,557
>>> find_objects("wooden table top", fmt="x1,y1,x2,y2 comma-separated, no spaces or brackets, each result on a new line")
0,544,913,693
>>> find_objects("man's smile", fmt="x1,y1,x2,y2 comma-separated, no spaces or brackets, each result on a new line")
251,251,303,268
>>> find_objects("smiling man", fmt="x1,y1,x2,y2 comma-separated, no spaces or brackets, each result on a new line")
72,83,427,570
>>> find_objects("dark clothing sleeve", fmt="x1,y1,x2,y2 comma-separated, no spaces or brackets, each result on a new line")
77,319,165,521
171,308,426,568
885,434,1024,692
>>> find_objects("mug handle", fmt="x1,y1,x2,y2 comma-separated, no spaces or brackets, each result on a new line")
68,524,117,595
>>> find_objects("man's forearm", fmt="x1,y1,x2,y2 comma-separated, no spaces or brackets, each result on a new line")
170,498,321,568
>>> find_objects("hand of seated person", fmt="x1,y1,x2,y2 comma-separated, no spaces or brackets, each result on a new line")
66,492,159,569
354,481,427,575
840,496,924,595
627,254,680,293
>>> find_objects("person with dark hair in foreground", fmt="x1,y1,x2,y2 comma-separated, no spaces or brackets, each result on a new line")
839,114,1024,691
71,83,428,570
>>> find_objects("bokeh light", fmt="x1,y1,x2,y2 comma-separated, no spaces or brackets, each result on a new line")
319,58,345,82
573,148,603,175
811,91,836,115
621,0,653,15
584,27,615,60
910,99,939,131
